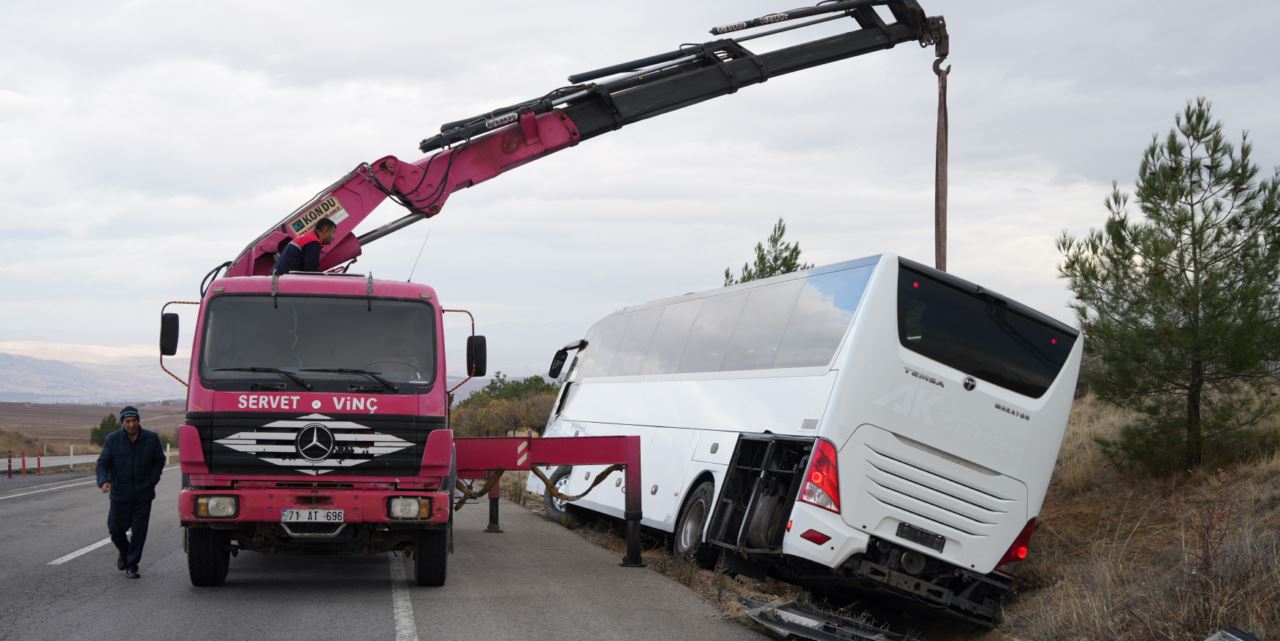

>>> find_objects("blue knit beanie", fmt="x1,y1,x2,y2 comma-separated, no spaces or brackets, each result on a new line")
119,406,140,422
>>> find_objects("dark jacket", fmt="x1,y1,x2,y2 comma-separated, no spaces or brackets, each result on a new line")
271,231,322,275
96,428,166,503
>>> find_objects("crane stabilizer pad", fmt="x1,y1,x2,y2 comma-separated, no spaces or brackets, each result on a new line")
740,598,921,641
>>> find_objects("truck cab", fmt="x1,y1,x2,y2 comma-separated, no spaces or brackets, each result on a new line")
163,273,474,587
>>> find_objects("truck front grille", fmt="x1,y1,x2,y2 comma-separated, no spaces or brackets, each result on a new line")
188,412,444,477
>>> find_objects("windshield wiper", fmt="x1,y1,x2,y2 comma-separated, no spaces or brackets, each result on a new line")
214,367,313,390
301,368,400,393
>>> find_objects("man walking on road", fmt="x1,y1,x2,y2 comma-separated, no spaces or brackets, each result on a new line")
96,406,166,579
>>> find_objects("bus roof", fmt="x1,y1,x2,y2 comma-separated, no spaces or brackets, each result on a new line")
614,254,885,315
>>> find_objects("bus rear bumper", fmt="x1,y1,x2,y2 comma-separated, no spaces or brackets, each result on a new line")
781,503,870,567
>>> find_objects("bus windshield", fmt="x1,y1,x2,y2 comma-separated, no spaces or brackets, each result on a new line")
897,264,1076,398
199,295,436,392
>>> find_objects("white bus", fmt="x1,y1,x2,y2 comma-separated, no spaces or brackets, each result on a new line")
531,254,1082,624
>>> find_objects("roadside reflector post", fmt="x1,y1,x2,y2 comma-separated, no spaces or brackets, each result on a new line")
484,481,503,534
622,446,643,568
6,450,11,479
36,450,41,476
21,451,27,477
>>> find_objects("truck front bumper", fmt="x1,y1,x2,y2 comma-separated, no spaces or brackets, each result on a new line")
179,488,450,525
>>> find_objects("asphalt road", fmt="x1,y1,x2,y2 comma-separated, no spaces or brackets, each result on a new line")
0,472,765,641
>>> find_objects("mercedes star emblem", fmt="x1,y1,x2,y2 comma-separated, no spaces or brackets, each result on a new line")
296,423,336,462
963,376,977,391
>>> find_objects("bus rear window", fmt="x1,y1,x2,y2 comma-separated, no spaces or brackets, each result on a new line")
897,266,1076,398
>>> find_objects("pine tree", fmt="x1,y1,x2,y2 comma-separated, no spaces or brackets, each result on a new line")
723,217,814,286
90,414,118,446
1058,98,1280,471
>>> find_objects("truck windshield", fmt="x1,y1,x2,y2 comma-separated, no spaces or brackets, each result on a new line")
200,295,436,392
897,265,1076,398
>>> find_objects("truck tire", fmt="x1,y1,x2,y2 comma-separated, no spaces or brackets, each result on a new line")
187,528,230,587
674,481,719,569
412,527,449,587
542,466,573,524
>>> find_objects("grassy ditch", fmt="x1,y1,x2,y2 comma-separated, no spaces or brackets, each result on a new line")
506,397,1279,640
1002,397,1280,641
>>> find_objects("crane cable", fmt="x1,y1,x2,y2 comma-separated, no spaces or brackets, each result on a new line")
933,53,949,273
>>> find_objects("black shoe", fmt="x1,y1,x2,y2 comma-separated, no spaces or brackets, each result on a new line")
117,556,126,571
125,568,140,579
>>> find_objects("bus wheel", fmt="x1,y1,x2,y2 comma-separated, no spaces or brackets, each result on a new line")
674,481,718,569
543,466,573,525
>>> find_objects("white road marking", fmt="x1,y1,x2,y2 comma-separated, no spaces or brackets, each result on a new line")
388,555,420,641
47,537,114,565
0,465,180,502
0,479,98,501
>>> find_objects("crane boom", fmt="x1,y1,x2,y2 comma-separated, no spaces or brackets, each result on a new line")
224,0,946,278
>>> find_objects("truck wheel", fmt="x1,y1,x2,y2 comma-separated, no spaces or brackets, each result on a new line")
187,528,230,587
674,481,719,569
412,527,449,587
543,466,573,524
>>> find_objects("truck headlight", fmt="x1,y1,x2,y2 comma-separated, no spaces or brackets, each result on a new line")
196,495,238,518
388,497,430,519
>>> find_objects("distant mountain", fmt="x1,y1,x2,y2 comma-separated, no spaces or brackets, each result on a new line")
0,352,189,403
0,351,494,405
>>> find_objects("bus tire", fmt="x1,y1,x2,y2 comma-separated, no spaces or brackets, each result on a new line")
674,481,719,569
412,526,449,587
187,528,230,587
543,466,573,525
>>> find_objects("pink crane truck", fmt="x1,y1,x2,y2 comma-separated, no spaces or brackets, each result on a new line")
157,0,947,588
161,274,644,587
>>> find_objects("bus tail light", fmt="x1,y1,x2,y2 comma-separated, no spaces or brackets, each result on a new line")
996,518,1037,571
798,438,841,513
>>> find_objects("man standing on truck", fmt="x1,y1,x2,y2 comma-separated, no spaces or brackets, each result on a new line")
272,217,337,275
95,406,166,579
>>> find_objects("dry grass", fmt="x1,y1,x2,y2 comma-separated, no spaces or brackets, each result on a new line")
0,401,183,449
1048,396,1137,496
0,428,100,457
1002,396,1280,641
0,428,39,456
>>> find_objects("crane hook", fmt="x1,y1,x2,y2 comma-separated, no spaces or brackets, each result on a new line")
933,56,950,78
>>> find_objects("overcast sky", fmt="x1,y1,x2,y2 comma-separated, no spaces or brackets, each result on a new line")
1,0,1277,378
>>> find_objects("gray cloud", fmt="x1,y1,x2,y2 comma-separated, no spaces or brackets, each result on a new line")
2,0,1277,377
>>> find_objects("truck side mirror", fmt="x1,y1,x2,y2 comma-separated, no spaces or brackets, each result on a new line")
549,349,569,379
160,313,180,356
467,335,487,377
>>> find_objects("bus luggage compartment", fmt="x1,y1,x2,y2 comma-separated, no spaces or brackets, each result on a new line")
706,434,813,555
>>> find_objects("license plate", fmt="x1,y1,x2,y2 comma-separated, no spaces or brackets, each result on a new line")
281,509,345,523
896,522,945,552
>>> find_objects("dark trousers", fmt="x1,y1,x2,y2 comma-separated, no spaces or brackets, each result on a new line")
107,500,152,570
